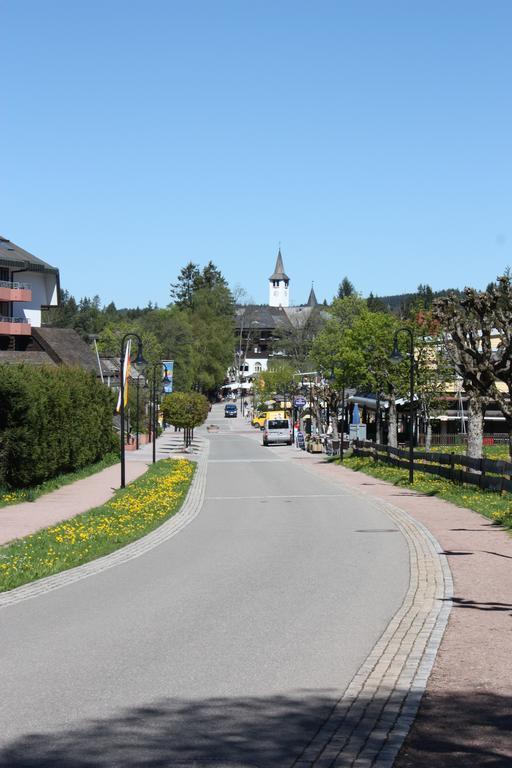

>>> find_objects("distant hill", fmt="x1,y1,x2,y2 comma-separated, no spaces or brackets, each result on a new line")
374,287,463,313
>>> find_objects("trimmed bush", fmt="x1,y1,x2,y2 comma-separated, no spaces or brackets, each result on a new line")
161,391,210,430
0,364,115,488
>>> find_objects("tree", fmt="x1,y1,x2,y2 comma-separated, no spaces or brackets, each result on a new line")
169,262,201,308
367,293,388,313
161,391,210,447
312,307,406,446
273,309,324,368
413,312,453,450
256,361,296,402
337,277,355,299
432,284,511,458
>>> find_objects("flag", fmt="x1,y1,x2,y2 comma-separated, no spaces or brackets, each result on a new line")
116,339,132,413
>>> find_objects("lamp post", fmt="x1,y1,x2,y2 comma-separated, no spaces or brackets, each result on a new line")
135,375,141,450
390,327,415,484
150,363,171,464
329,367,346,462
120,333,145,489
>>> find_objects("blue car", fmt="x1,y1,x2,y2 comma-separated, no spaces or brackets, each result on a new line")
224,403,238,418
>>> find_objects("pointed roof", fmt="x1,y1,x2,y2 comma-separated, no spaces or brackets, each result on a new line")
307,284,318,307
269,248,289,281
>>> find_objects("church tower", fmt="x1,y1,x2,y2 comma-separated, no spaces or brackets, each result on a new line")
268,248,290,307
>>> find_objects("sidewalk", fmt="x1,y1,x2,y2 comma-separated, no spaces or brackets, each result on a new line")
290,447,512,767
0,427,204,546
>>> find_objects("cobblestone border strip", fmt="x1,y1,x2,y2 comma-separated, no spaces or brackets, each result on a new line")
0,443,210,610
292,490,453,768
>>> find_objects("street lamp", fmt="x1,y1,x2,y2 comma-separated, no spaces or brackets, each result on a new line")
120,333,145,489
390,328,415,484
150,362,170,464
135,374,143,450
329,367,346,462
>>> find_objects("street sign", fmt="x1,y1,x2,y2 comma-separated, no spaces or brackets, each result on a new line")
294,396,307,408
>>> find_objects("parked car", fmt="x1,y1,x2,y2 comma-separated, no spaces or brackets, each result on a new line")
224,403,238,418
253,409,285,429
263,418,292,446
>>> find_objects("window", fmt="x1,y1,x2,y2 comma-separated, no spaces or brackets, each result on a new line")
254,362,262,372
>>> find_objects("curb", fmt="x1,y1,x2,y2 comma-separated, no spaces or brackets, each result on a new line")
0,444,210,610
288,460,453,767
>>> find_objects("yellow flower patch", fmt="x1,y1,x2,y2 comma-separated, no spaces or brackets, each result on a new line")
0,459,194,593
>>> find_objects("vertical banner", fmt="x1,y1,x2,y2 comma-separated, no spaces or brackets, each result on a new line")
116,339,132,413
162,360,174,393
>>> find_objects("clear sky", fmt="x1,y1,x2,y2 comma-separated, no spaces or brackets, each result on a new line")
3,1,512,307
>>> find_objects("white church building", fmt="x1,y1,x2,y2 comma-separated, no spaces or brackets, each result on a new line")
227,249,325,393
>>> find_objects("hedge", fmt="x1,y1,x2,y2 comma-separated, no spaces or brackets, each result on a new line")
0,364,116,489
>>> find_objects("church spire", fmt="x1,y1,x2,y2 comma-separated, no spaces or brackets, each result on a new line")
268,247,290,307
269,248,289,281
307,282,318,307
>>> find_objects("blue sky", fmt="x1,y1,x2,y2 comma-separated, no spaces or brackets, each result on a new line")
2,1,512,307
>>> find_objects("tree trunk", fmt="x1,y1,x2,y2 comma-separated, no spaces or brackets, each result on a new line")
388,388,398,448
425,418,432,451
467,396,484,459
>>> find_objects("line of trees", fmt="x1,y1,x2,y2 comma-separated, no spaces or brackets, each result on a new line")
44,261,235,400
256,274,512,461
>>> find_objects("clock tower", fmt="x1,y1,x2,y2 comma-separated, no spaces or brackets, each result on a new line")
268,248,290,307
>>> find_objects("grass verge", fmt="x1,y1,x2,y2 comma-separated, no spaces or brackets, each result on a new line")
0,452,120,508
342,454,512,531
0,458,195,593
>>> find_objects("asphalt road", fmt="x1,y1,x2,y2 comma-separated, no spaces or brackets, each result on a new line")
0,407,409,767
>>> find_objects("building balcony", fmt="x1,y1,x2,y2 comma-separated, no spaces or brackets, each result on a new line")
0,280,32,302
0,316,31,336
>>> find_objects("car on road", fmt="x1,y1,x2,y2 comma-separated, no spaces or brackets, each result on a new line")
263,418,292,446
253,409,286,429
224,403,238,418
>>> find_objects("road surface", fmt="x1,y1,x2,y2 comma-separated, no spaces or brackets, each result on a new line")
0,407,409,767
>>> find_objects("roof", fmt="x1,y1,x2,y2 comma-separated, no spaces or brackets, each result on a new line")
235,305,292,331
269,249,289,281
32,328,99,373
0,236,59,275
0,351,54,366
99,356,144,380
306,285,318,307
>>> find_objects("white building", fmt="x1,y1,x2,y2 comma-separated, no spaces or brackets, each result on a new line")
0,235,59,340
268,248,290,307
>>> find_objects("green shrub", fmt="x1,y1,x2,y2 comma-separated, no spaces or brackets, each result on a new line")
0,364,115,488
161,391,210,429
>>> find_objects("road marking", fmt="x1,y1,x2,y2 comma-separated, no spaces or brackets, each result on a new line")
206,494,350,500
208,458,286,463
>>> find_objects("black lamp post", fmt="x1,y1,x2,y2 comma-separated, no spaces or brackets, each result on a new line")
120,333,145,489
329,367,346,462
390,327,415,484
150,363,170,464
135,375,142,450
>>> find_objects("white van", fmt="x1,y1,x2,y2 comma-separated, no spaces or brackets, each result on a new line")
263,418,292,446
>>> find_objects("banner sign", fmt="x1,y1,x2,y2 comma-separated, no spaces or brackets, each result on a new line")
162,360,174,393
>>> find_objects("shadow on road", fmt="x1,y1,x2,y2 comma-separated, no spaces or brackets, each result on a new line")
1,688,511,767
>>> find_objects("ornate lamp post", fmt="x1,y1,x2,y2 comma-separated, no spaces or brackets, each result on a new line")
135,374,143,450
120,333,145,489
329,366,346,462
390,327,415,483
150,363,171,464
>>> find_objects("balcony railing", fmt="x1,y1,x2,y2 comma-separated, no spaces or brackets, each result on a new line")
0,280,31,290
0,280,32,303
0,315,30,324
0,315,31,335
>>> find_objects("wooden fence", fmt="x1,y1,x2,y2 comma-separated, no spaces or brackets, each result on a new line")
353,440,512,493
